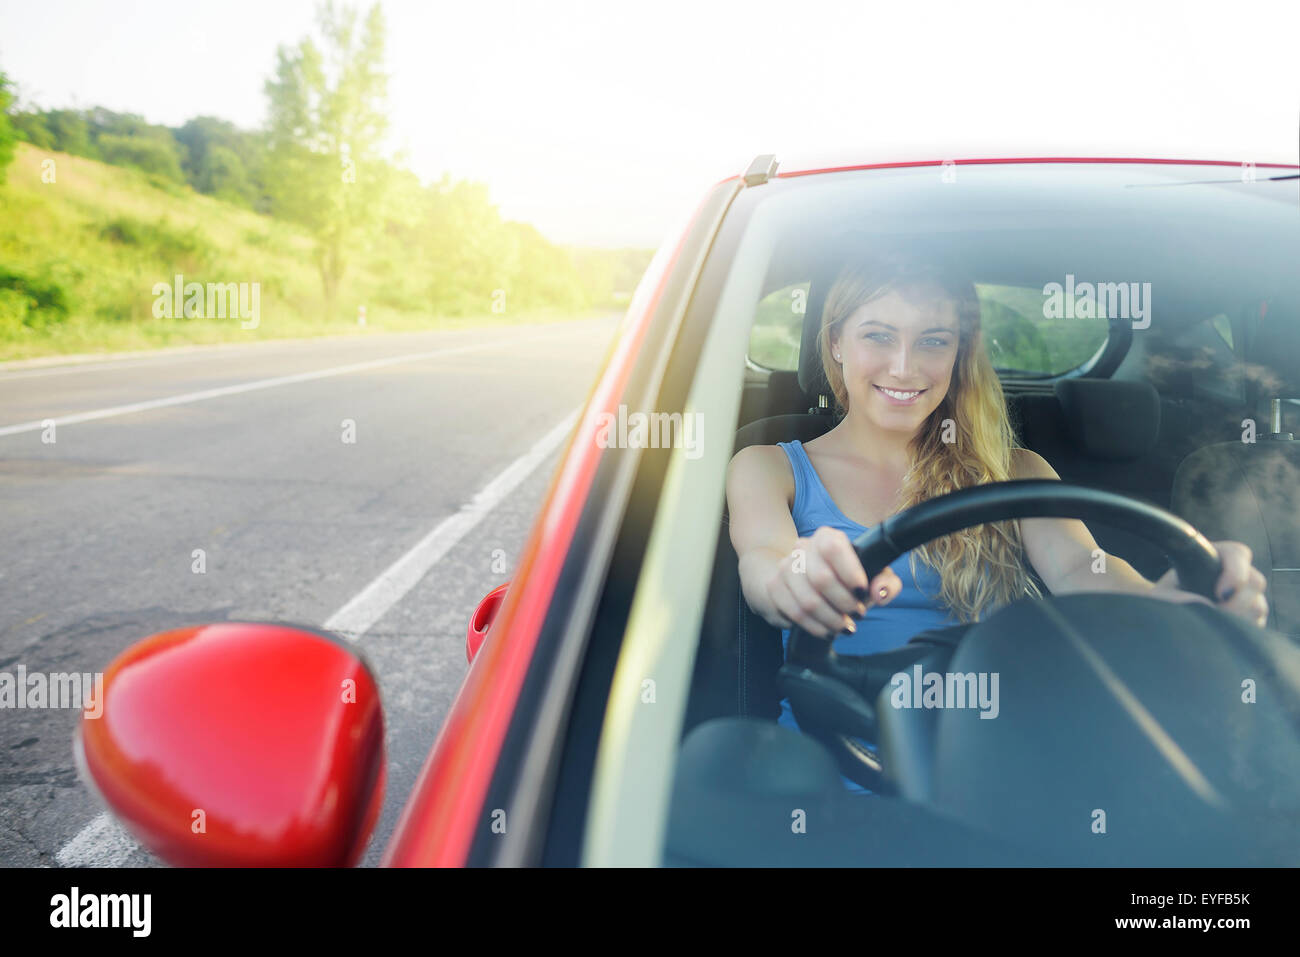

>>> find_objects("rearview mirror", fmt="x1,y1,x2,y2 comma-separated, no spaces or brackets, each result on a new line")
75,622,385,867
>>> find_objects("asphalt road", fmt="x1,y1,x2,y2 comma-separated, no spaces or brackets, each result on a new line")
0,313,622,866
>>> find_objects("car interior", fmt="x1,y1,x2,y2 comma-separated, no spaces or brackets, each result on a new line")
690,264,1300,732
664,168,1300,865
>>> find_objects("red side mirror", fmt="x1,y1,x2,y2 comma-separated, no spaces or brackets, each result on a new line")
467,582,510,663
76,622,385,867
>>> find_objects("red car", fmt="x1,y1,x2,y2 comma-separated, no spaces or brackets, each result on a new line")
77,151,1300,866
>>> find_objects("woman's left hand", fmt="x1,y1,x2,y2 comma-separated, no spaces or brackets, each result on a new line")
1153,540,1269,627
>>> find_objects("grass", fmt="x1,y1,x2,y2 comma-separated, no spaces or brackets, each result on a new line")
0,144,615,361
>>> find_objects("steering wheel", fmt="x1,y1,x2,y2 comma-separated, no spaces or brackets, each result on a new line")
778,479,1223,790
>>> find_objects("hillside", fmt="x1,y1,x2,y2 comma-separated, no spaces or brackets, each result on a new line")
0,143,651,360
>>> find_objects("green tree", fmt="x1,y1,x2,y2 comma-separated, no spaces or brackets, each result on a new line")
420,177,515,313
263,1,390,316
984,301,1050,371
11,110,55,149
506,221,586,310
42,110,95,157
174,116,267,209
96,133,187,183
197,145,254,204
0,72,16,184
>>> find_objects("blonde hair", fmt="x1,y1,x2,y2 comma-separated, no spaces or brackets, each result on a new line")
818,256,1042,622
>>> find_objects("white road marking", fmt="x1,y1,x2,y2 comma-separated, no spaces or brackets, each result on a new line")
0,350,268,381
56,406,580,865
0,335,553,438
55,811,140,867
0,340,298,380
0,318,611,378
325,408,579,639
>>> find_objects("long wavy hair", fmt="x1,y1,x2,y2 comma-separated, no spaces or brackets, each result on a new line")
819,255,1042,622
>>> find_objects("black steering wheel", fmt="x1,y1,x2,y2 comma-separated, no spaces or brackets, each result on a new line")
778,479,1223,790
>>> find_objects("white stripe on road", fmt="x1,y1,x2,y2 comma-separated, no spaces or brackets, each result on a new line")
325,408,579,639
57,407,580,865
0,336,553,438
0,348,275,381
55,811,140,867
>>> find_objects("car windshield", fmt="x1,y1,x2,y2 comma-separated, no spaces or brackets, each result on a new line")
741,163,1297,380
670,161,1300,867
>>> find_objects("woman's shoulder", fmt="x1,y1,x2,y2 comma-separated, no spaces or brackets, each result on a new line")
727,443,796,506
1008,446,1059,480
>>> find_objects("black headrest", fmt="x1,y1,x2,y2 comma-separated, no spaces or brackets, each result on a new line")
1246,295,1300,399
733,413,834,455
1054,379,1160,461
797,282,831,402
724,413,836,525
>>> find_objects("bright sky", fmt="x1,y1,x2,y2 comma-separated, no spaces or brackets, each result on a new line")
1,0,1296,248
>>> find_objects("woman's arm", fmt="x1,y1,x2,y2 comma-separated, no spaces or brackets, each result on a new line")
725,445,901,635
1009,448,1154,596
1009,448,1268,626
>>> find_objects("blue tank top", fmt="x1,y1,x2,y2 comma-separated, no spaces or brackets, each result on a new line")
775,439,957,793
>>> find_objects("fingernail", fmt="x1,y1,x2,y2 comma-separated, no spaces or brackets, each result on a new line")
878,587,889,599
857,602,867,616
844,619,856,634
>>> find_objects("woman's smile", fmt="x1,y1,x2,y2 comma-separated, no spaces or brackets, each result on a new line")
872,383,928,406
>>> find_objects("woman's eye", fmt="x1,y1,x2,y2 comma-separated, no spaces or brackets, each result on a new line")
863,331,952,347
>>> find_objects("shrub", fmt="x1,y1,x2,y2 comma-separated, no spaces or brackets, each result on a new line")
0,73,16,184
0,266,71,326
96,133,186,184
97,216,214,270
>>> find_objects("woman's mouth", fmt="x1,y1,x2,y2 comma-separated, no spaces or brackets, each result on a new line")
873,384,927,406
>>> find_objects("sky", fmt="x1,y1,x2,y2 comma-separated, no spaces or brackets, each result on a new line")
1,0,1297,248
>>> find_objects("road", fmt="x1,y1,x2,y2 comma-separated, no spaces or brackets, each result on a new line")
0,314,622,866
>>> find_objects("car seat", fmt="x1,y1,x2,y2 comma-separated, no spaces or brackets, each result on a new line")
1171,297,1300,638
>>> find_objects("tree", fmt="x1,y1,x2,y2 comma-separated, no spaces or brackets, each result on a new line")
263,1,390,316
11,110,55,149
41,110,95,158
174,116,267,209
96,133,187,183
197,145,254,204
0,72,16,184
421,177,515,312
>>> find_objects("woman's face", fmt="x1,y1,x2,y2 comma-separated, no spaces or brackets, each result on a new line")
831,285,961,436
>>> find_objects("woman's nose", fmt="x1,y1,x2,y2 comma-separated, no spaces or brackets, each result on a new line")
889,343,914,377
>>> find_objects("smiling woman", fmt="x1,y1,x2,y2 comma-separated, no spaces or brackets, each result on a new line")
730,254,1043,644
726,248,1270,715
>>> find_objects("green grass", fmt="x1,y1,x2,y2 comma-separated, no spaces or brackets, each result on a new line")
0,144,615,361
749,282,808,370
978,284,1109,374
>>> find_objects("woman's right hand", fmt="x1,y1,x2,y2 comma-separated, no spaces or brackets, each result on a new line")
761,526,902,637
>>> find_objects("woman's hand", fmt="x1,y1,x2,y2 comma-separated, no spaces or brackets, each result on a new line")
761,526,903,637
1152,540,1269,627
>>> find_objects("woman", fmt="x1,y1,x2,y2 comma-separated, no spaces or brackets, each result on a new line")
726,256,1269,759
